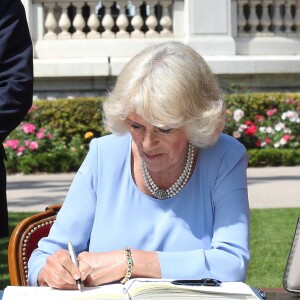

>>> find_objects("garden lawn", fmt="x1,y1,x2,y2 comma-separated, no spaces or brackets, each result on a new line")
0,212,34,289
247,208,300,288
1,208,300,290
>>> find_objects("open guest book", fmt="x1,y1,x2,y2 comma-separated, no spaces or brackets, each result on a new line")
3,278,261,300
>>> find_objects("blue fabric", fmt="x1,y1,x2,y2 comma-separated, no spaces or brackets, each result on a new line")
28,133,250,286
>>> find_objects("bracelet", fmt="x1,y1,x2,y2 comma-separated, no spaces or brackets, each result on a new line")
120,246,134,284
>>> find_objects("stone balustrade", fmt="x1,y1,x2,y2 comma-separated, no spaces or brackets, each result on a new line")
19,0,300,97
32,0,174,40
237,0,300,37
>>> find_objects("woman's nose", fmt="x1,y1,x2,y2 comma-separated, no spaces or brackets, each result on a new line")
142,129,158,149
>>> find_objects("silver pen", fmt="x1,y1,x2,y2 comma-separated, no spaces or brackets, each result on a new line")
68,241,83,291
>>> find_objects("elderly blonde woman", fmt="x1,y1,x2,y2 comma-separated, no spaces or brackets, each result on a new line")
28,41,250,289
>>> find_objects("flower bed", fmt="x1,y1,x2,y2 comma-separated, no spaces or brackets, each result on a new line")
3,93,300,173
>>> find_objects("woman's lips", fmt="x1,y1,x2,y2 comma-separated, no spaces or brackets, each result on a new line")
144,152,162,162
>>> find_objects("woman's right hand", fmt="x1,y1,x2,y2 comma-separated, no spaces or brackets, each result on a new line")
37,249,90,289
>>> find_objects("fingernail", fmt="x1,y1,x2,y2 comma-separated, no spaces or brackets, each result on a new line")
73,274,80,280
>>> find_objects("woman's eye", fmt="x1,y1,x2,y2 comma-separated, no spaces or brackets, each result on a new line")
156,127,172,134
130,123,142,130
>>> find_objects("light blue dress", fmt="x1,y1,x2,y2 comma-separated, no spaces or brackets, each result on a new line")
28,133,250,286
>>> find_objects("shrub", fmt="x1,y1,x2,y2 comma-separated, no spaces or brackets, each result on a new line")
4,98,102,174
3,93,300,173
224,93,300,149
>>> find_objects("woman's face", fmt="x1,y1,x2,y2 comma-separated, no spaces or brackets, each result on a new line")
127,112,189,175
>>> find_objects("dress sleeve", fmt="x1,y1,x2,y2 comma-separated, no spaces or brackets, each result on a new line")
157,142,250,282
27,139,99,286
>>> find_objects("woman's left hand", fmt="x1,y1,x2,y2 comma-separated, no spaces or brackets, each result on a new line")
77,250,126,286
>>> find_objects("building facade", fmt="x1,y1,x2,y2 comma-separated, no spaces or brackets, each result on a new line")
21,0,300,98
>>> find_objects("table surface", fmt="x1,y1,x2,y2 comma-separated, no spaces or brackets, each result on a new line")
0,288,298,299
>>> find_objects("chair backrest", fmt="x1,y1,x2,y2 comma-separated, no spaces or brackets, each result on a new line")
8,204,61,286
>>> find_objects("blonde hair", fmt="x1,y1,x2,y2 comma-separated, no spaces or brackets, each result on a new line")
103,41,226,148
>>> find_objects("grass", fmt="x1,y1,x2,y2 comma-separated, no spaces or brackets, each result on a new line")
1,208,300,290
246,208,300,288
0,212,35,289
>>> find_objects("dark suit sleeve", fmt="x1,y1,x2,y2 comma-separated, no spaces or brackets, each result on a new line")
0,0,33,156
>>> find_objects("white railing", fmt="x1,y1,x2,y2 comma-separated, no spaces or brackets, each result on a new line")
237,0,300,37
22,0,300,98
32,0,174,40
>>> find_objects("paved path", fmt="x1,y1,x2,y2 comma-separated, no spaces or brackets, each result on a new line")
6,166,300,212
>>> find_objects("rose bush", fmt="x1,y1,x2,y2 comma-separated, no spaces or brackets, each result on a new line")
4,122,95,174
225,98,300,149
3,94,300,173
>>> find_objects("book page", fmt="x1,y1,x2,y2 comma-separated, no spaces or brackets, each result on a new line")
3,284,127,300
3,280,260,300
124,279,260,299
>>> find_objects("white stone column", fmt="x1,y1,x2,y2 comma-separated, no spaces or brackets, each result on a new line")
116,1,130,38
248,0,260,36
284,0,295,35
237,0,248,36
260,0,273,36
186,0,236,55
131,0,145,37
87,1,101,38
57,3,71,39
145,2,159,37
44,2,57,40
160,0,173,37
102,0,115,38
172,0,185,37
72,2,86,39
273,0,285,35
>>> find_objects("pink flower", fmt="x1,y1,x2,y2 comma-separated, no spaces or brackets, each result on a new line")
29,141,39,150
264,138,271,144
24,140,30,147
20,123,36,134
28,104,38,113
4,139,19,149
282,134,290,141
266,108,278,117
17,146,26,156
255,115,264,122
285,98,292,104
36,128,46,139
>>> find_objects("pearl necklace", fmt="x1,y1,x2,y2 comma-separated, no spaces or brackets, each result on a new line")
141,143,195,199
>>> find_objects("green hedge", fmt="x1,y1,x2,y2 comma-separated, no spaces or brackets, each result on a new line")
3,93,300,173
27,97,105,142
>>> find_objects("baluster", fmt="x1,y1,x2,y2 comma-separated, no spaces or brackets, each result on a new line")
87,1,101,38
248,0,260,35
145,1,159,37
44,2,57,39
284,0,294,34
72,2,86,39
131,0,145,38
296,0,300,35
273,0,284,35
261,0,273,35
57,2,71,39
237,0,248,36
116,1,130,38
102,1,115,38
160,0,173,37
